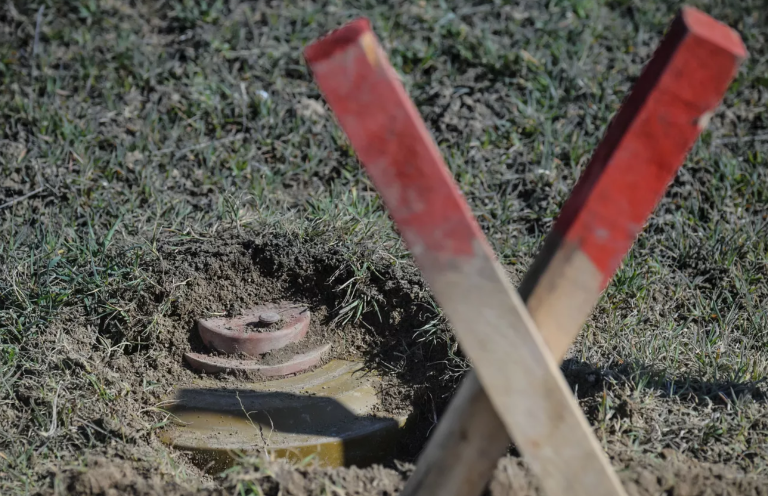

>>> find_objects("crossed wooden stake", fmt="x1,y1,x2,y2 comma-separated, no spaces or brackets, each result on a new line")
305,7,746,496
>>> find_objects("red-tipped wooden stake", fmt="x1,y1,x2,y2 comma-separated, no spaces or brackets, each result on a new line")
306,18,625,496
399,7,746,496
305,6,745,496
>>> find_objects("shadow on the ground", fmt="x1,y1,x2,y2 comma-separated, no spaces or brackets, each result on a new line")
561,357,767,405
165,387,402,474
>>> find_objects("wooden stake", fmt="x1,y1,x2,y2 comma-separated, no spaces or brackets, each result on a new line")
306,19,626,496
398,6,747,496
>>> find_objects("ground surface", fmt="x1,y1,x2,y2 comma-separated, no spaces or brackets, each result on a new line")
1,0,768,494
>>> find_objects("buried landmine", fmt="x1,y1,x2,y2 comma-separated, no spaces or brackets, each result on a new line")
148,234,443,474
162,7,746,482
303,8,745,496
163,302,406,470
161,360,407,472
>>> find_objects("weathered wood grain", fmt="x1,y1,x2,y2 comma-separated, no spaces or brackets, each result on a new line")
305,19,627,496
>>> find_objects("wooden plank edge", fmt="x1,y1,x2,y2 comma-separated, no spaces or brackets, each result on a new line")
305,20,626,496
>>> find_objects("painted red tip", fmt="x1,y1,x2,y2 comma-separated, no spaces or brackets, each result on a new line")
549,5,745,285
681,6,748,60
304,18,372,64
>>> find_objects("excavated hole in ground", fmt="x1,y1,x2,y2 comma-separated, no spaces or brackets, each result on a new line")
37,228,768,495
109,229,459,470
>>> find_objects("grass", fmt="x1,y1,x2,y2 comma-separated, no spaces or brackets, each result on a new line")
1,0,768,494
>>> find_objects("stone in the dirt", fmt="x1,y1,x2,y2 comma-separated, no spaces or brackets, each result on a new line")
259,311,281,324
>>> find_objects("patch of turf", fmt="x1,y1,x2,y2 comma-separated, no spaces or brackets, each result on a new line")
1,0,767,494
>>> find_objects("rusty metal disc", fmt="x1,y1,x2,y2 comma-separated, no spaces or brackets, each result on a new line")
198,304,310,356
184,343,330,377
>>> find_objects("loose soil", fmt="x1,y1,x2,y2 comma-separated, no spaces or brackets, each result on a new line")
49,448,768,496
3,0,768,494
24,228,768,495
241,319,289,333
26,228,453,493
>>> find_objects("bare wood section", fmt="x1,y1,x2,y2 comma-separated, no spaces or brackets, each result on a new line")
423,247,623,496
403,238,603,496
402,372,507,495
401,6,746,496
305,21,626,496
524,240,603,357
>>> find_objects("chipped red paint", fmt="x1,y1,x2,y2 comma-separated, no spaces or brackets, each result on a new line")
304,11,745,496
304,21,490,261
304,18,372,65
553,6,746,286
